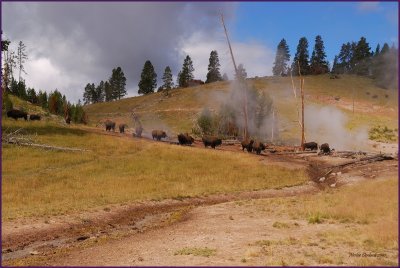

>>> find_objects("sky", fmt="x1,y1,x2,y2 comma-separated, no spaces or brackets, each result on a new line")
2,1,398,103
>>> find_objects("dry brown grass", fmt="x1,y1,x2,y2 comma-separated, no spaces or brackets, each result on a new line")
2,119,308,220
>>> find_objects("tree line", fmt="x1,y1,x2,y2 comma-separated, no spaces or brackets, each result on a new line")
272,35,398,88
1,38,87,124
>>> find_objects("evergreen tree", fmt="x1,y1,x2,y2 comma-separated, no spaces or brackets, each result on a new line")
104,81,113,102
138,60,157,95
272,38,290,76
109,67,127,100
26,88,38,104
337,42,354,73
178,55,194,87
331,55,339,74
353,36,371,75
48,90,64,115
83,83,95,104
38,90,48,109
161,66,173,96
310,35,329,75
93,81,105,103
374,44,381,56
235,64,247,80
205,50,222,83
222,73,229,81
291,37,310,75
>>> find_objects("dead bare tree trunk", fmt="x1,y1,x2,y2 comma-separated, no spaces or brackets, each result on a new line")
297,61,305,151
221,14,249,140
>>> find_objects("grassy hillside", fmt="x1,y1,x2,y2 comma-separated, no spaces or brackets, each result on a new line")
2,118,307,220
84,74,398,144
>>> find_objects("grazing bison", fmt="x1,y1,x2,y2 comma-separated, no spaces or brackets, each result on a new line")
178,133,195,145
65,115,71,124
241,139,254,152
105,120,116,131
119,123,127,133
202,136,222,149
303,142,318,151
7,109,28,120
29,114,41,121
320,143,331,155
152,130,167,141
252,141,266,155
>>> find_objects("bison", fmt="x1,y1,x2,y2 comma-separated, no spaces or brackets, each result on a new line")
29,114,41,121
202,136,222,149
178,133,194,145
241,139,254,152
152,130,167,141
319,143,331,155
65,115,71,124
119,123,127,133
252,141,266,155
105,120,116,131
7,109,28,120
303,142,318,151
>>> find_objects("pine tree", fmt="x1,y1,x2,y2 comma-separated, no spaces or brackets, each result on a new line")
374,44,381,56
353,37,371,75
109,67,127,99
104,81,113,102
38,90,48,109
291,37,310,75
331,55,339,74
337,42,354,73
272,38,290,76
310,35,329,75
27,88,38,104
178,55,194,87
206,50,222,83
161,66,173,96
222,73,229,81
138,60,157,95
94,81,105,103
83,83,95,104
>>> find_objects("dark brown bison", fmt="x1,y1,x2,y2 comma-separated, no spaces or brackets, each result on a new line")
119,123,127,133
202,136,222,149
105,120,116,131
241,139,254,152
252,141,266,155
319,143,331,154
152,130,167,141
29,114,41,121
65,115,71,124
7,109,28,120
177,133,194,145
303,142,318,151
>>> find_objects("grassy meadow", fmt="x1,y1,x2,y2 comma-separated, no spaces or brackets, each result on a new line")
2,118,307,220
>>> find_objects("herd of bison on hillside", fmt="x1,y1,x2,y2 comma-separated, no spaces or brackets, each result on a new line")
103,119,332,155
6,109,332,155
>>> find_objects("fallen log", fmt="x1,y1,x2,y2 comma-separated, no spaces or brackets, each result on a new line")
5,140,90,152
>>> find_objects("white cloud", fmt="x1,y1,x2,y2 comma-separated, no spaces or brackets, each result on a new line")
180,31,274,81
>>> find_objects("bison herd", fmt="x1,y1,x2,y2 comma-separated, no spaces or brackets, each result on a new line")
7,109,41,121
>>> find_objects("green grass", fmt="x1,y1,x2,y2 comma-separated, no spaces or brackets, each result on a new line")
2,119,308,220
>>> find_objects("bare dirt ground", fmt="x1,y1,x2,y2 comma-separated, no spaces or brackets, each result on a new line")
2,128,398,266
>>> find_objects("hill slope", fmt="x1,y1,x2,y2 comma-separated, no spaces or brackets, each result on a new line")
84,74,398,149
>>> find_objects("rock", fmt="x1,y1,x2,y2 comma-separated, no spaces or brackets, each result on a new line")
319,177,326,182
337,172,342,175
77,235,90,241
330,183,336,188
30,251,39,255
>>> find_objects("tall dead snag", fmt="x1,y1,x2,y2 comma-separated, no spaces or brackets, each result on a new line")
221,14,249,140
297,61,305,151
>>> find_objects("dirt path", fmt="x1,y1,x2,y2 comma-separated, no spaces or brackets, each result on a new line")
36,160,399,266
2,126,398,266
